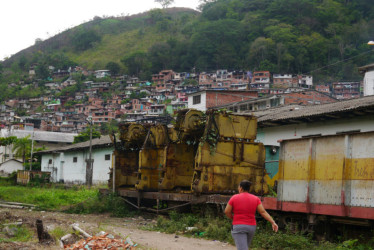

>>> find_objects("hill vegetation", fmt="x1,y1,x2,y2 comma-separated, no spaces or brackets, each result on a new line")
1,0,374,93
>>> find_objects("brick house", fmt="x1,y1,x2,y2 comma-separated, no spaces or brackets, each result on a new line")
332,82,361,100
199,70,250,90
315,85,330,94
273,74,297,88
251,71,270,89
282,90,337,105
152,70,174,89
187,90,258,111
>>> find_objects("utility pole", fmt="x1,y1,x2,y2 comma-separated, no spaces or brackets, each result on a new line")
29,131,34,171
85,116,93,187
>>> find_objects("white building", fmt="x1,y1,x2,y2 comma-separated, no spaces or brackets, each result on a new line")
39,136,113,184
359,63,374,96
95,70,111,79
0,129,77,164
187,91,208,111
252,95,374,146
0,159,23,176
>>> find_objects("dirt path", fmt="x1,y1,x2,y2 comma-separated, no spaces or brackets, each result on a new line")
0,208,236,250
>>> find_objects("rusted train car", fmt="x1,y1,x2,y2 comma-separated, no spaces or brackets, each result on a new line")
269,131,374,226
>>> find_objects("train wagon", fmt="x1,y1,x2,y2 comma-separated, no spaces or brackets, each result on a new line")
271,131,374,226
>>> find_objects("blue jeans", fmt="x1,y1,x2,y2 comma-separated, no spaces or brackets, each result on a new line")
231,224,256,250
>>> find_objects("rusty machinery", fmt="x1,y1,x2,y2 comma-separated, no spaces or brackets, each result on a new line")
191,110,268,195
158,109,205,191
136,109,205,191
112,109,267,196
110,123,147,190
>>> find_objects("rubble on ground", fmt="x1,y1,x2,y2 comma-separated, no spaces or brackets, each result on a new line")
64,232,137,249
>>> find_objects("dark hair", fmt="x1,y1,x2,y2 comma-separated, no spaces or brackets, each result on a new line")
239,180,251,192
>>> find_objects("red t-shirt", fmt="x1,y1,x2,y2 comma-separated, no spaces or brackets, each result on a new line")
228,192,261,225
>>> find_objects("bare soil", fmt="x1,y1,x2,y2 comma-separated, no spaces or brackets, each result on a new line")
0,208,236,250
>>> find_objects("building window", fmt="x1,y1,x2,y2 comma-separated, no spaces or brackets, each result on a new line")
73,157,77,163
193,95,201,105
48,159,52,164
105,154,110,161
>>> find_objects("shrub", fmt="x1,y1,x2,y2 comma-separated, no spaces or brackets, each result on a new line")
64,193,136,217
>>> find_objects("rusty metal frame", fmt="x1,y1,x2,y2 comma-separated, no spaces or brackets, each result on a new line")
113,189,232,209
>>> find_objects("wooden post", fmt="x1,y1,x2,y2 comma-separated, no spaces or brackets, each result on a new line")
36,219,43,242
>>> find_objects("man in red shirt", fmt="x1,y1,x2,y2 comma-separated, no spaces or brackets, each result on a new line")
225,180,278,249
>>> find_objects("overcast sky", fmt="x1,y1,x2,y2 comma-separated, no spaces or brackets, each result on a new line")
0,0,200,61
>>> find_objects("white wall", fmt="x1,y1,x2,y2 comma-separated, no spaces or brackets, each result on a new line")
257,116,374,146
0,160,23,174
364,71,374,96
41,147,113,184
188,92,207,111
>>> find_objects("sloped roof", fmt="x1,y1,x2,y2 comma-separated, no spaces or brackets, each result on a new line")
1,130,77,143
249,95,374,127
38,135,112,154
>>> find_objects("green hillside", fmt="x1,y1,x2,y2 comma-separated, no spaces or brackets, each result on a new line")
1,0,374,85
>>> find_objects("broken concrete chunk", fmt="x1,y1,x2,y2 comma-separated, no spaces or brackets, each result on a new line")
3,226,18,237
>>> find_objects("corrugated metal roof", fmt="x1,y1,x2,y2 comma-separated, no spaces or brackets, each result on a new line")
38,135,112,154
1,130,77,143
253,95,374,123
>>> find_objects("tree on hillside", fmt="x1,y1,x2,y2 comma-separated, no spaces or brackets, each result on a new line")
121,51,150,77
74,127,101,144
35,63,50,80
71,29,101,51
155,0,174,8
106,62,121,75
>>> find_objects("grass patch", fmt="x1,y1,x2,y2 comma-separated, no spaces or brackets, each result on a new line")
49,226,69,241
65,193,137,218
0,185,97,210
150,210,233,244
0,172,17,186
0,184,136,218
0,225,34,243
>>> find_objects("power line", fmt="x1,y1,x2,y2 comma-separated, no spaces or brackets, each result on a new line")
307,49,374,74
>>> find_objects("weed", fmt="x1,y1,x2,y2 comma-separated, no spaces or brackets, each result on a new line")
0,225,33,243
0,185,98,210
49,227,68,240
64,193,137,217
0,172,17,186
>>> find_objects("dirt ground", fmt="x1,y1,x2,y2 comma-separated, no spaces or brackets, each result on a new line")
0,208,236,250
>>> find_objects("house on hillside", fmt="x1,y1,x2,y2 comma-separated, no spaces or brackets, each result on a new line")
282,90,337,105
215,95,285,112
250,71,271,89
332,82,360,99
315,85,330,94
39,136,113,184
95,70,111,78
187,90,258,111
